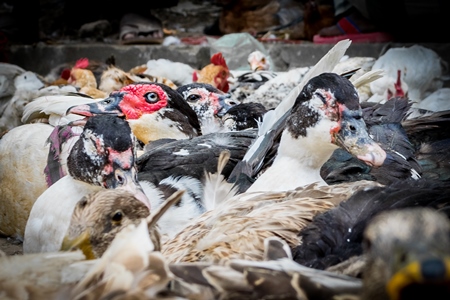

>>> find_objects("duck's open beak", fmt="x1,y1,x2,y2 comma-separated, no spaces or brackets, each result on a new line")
66,93,124,117
60,230,96,259
386,257,450,300
334,108,386,167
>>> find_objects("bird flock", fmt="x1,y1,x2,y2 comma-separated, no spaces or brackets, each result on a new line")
0,40,450,300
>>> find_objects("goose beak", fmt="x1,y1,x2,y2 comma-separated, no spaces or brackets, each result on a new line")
66,94,124,117
334,109,386,167
386,257,450,300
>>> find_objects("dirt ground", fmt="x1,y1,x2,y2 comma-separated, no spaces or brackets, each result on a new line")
0,236,23,256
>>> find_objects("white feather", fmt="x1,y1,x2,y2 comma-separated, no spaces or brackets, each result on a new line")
144,58,195,86
22,94,103,125
202,151,239,211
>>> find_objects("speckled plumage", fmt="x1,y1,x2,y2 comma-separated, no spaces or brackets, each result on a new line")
162,180,380,263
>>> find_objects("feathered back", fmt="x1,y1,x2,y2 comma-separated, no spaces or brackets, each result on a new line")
292,179,450,270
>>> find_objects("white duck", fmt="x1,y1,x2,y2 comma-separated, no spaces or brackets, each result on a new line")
0,70,46,133
23,115,150,254
0,94,103,239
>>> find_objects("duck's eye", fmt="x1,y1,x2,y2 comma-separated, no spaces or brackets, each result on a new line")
187,94,201,103
112,211,123,223
102,98,113,105
261,58,266,63
78,198,88,208
145,92,159,104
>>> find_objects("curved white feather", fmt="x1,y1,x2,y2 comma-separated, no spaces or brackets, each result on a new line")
22,95,103,125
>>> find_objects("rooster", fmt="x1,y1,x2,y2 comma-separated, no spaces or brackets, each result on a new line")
67,58,107,98
193,52,231,93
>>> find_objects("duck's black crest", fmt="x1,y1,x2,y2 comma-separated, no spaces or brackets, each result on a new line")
294,72,360,110
176,82,221,94
83,114,133,151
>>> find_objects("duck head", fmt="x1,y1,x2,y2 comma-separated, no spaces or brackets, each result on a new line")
67,114,150,210
288,72,386,167
62,189,155,259
177,82,239,122
363,208,450,300
66,82,201,144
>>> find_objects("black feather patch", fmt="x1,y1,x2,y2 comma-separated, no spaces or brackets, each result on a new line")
292,180,450,271
67,115,134,184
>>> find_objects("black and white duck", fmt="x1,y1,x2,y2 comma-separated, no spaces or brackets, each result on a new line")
23,115,150,254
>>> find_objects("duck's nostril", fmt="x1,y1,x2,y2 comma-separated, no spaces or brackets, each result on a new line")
116,174,125,185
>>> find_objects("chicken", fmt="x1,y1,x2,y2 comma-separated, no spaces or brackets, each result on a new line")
0,70,47,133
0,62,26,98
193,52,232,93
99,63,178,93
67,58,107,98
367,44,447,104
247,50,272,71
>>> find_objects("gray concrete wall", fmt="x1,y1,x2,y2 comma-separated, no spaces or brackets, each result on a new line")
7,42,450,77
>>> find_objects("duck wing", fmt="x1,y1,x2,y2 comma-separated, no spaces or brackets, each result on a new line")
291,179,450,270
137,129,258,186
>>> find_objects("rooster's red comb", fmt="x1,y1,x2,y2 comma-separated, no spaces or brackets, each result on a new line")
74,58,89,69
210,52,228,68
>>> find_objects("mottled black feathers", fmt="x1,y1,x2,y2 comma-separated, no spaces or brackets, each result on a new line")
67,115,135,183
176,82,221,94
137,129,258,186
292,180,450,271
82,114,133,151
295,72,360,110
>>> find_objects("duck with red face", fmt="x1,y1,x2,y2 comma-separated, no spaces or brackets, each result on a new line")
67,82,202,145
